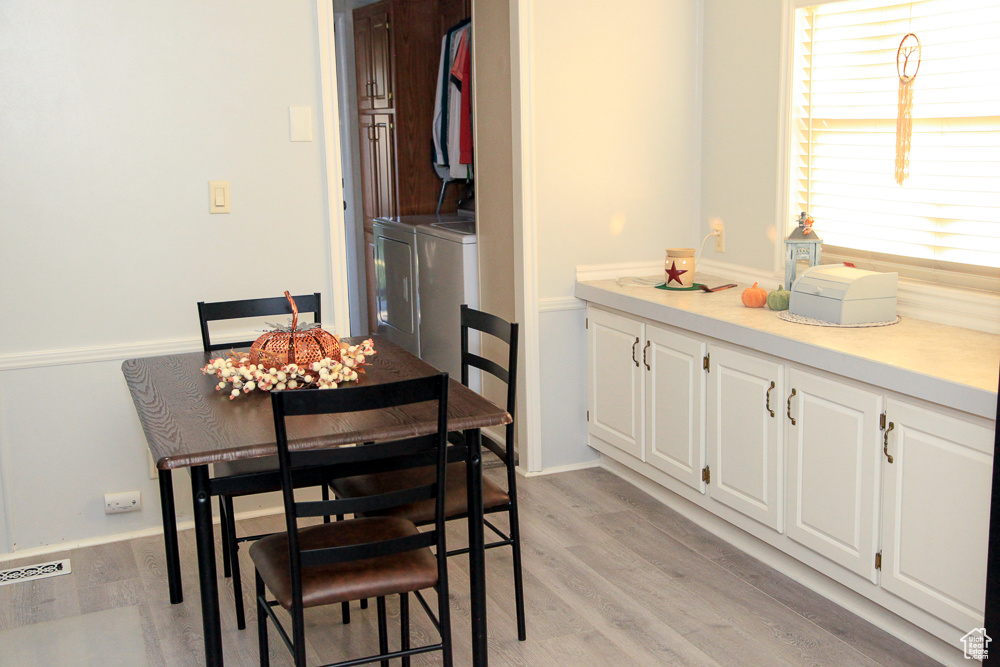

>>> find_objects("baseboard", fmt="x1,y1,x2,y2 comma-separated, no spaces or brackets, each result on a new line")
0,505,285,564
522,459,601,477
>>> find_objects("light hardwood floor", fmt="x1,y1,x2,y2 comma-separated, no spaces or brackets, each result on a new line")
0,467,943,666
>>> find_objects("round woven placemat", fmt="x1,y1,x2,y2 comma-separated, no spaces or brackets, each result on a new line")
777,311,901,328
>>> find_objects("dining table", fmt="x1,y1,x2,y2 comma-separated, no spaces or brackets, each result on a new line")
122,336,511,667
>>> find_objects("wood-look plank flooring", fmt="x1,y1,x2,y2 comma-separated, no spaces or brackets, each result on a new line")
0,467,943,666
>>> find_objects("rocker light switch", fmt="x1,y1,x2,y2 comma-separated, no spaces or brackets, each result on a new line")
209,181,230,214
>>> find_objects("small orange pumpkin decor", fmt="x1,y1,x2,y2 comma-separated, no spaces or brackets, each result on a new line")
249,291,342,368
741,282,768,308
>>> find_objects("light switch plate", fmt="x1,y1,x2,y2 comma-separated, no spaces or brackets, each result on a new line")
209,181,230,214
289,106,313,142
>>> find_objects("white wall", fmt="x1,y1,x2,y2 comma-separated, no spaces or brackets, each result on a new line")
0,1,338,553
699,0,784,271
524,0,703,469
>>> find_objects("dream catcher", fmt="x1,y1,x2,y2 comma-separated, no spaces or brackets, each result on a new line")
895,32,921,185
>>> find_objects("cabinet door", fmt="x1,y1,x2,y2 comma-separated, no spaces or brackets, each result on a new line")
369,10,393,110
354,15,373,111
358,116,379,223
644,324,706,492
587,308,643,460
372,115,396,218
706,345,783,532
785,369,882,582
880,399,992,631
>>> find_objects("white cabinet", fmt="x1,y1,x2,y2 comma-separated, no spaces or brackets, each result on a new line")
644,325,706,492
586,308,706,491
784,368,883,582
583,302,995,646
880,399,992,632
586,307,643,460
706,345,784,532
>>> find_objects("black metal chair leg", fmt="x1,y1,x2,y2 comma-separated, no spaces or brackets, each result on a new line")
509,498,527,641
341,600,351,624
223,495,245,630
219,496,231,578
256,570,269,667
400,593,410,667
361,598,368,609
377,596,389,667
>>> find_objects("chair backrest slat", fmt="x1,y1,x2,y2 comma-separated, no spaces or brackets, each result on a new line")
461,306,512,343
289,435,438,469
197,293,321,352
296,482,435,519
299,531,436,568
462,353,509,385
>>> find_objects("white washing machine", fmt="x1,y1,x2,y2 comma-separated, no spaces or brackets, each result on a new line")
415,216,478,385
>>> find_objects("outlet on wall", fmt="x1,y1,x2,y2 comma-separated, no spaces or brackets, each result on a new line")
712,220,725,252
105,491,141,514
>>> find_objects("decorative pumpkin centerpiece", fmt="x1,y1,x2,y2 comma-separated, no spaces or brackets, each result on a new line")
741,282,768,308
249,292,341,368
201,291,375,399
767,285,790,311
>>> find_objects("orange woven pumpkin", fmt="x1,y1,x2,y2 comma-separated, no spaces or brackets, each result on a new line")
248,292,341,368
741,282,768,308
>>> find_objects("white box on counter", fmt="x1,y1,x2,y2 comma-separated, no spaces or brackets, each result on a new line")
789,264,897,325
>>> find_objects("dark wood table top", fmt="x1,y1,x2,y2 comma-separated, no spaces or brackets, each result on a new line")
122,336,511,470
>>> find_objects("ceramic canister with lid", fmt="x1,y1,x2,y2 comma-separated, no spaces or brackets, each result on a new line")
665,248,696,288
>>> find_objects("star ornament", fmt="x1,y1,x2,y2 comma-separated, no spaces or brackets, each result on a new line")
665,261,688,285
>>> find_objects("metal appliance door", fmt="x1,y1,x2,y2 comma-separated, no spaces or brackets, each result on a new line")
373,220,419,356
416,224,478,384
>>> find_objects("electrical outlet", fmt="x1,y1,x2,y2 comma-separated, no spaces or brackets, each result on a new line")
712,220,725,252
105,491,141,514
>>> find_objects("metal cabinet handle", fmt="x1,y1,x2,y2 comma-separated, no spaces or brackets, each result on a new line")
786,388,797,425
766,381,775,417
643,341,651,370
631,337,640,367
883,421,895,463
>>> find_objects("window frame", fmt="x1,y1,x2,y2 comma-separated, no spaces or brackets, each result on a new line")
775,0,1000,334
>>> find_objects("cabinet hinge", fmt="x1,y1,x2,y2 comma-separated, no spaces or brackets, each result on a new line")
702,465,711,484
389,122,394,131
585,318,589,329
703,354,710,372
388,91,393,101
879,412,887,430
587,410,590,422
875,551,882,570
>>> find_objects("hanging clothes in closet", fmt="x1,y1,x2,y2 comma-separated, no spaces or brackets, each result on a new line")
433,18,473,181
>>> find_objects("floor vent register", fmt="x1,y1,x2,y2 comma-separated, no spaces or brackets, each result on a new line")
0,559,72,587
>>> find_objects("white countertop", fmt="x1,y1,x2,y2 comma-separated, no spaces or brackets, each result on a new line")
576,276,1000,420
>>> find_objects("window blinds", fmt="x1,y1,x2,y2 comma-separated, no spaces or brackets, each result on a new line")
791,0,1000,285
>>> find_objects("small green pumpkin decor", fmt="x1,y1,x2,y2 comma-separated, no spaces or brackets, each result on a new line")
767,285,790,311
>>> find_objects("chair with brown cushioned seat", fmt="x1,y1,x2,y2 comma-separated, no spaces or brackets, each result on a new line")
252,374,453,667
198,293,344,630
331,305,526,641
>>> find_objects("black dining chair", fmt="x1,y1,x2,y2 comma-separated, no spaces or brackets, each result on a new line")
252,374,453,667
198,293,338,630
330,305,526,640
